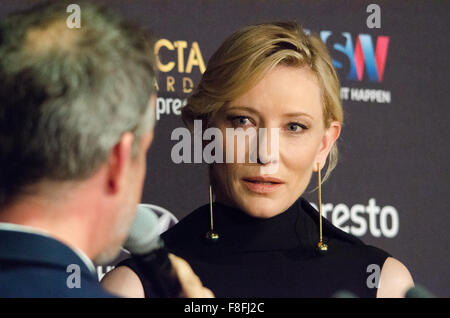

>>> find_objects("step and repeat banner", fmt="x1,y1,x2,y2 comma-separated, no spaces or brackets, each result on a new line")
0,0,448,297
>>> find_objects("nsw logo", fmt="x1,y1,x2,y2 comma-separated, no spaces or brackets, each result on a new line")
320,31,390,83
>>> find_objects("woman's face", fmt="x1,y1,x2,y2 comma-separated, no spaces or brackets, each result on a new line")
210,65,341,218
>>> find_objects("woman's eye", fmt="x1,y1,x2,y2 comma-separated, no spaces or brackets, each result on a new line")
286,122,307,132
230,116,252,127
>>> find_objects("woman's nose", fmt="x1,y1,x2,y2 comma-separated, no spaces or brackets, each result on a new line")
256,127,279,166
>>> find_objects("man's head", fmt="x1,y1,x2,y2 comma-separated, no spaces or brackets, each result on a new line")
0,1,157,262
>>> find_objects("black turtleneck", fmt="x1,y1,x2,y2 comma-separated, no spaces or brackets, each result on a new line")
120,198,391,298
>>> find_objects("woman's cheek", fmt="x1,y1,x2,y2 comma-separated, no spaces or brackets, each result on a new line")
280,137,315,171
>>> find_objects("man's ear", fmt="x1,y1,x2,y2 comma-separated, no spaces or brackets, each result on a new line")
314,121,341,171
106,132,134,194
141,130,154,153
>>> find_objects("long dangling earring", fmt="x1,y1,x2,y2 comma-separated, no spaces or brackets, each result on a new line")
316,162,328,253
205,184,219,243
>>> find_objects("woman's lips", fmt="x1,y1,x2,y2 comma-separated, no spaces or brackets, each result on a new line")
242,176,284,194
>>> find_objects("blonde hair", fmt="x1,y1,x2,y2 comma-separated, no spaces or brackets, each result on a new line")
182,22,343,182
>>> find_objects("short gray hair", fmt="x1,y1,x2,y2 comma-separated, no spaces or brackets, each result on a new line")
0,1,157,208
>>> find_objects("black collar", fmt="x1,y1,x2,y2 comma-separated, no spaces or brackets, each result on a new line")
201,197,321,254
163,197,365,259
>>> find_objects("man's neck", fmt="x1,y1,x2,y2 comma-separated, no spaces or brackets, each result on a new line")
0,195,100,261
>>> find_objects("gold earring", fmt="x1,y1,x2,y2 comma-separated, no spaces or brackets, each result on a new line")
205,184,219,242
316,162,328,253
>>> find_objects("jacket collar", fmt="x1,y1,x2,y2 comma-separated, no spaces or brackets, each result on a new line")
0,223,97,279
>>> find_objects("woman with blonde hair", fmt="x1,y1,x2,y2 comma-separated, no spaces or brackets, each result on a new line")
102,22,414,298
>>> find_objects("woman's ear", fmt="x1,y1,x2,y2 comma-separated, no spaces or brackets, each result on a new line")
314,121,341,171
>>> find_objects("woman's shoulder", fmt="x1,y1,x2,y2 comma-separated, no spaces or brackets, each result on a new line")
298,197,392,262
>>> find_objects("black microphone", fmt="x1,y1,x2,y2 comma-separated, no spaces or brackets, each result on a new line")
123,205,181,298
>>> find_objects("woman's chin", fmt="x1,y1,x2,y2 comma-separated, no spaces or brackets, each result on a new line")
237,196,290,219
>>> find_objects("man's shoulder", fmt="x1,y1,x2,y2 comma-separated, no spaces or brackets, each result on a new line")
0,228,115,298
0,262,115,298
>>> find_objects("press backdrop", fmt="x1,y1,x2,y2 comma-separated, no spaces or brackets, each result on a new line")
1,0,448,297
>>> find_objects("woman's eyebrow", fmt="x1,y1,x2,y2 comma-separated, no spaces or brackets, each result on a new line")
226,106,313,119
282,111,313,119
226,105,260,115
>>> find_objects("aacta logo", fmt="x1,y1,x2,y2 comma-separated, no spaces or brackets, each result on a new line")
320,32,389,82
154,39,205,74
